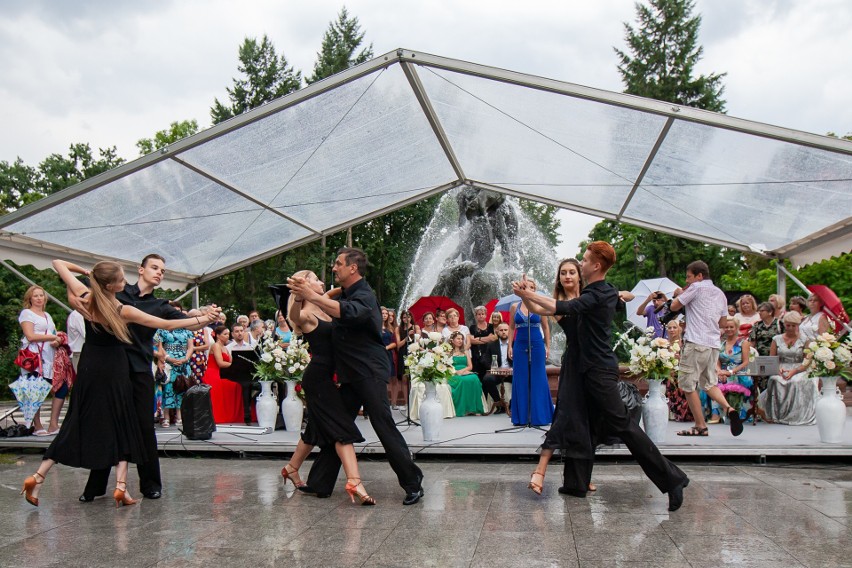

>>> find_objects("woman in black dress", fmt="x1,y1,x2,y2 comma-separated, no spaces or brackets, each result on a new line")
279,270,374,505
21,259,218,507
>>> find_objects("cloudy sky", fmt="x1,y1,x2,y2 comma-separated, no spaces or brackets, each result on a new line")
1,0,850,256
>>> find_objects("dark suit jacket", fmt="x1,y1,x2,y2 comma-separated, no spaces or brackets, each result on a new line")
481,340,513,370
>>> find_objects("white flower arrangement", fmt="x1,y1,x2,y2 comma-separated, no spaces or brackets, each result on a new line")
804,332,852,379
626,332,680,382
404,332,454,384
253,331,310,382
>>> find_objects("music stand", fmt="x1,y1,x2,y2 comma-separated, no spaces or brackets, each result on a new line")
496,306,547,434
221,349,261,425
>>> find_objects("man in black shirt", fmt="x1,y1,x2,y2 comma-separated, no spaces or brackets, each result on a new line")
515,241,689,512
81,254,212,501
288,248,424,505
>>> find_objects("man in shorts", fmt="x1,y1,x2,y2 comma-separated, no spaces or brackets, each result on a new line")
671,260,743,437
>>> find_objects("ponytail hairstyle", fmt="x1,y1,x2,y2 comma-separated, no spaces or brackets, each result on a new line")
211,324,229,342
287,270,314,335
89,261,132,343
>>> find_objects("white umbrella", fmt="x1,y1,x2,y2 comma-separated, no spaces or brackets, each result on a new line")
626,277,680,331
8,373,52,428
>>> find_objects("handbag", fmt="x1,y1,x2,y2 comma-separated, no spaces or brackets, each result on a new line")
14,344,43,374
173,371,197,394
154,367,167,385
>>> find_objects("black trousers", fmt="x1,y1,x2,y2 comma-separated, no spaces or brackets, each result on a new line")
306,376,421,495
481,372,510,403
84,370,162,497
562,368,686,495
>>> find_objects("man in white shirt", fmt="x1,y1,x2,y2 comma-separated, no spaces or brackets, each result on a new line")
248,319,265,347
227,324,253,352
671,260,743,437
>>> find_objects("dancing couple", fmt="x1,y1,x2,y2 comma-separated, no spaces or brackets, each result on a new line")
284,247,424,506
513,241,690,512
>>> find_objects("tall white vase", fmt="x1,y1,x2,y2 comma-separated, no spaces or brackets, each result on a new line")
815,377,845,444
281,379,304,432
255,380,278,430
420,382,443,442
641,379,669,444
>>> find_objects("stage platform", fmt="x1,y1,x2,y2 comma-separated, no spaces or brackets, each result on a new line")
4,406,852,460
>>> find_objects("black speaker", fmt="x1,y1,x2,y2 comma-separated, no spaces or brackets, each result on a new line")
180,384,216,440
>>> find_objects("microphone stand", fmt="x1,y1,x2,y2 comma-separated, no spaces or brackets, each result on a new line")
496,305,546,434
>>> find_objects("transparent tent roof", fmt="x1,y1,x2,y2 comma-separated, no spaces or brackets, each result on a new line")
1,49,850,286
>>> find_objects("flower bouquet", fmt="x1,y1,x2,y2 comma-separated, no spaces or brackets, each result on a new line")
404,332,454,384
253,331,310,383
626,332,680,382
718,382,752,412
804,333,852,381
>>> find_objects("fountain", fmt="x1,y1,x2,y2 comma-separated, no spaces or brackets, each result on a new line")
399,186,560,324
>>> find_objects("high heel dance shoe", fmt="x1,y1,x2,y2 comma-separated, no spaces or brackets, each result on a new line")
281,464,306,488
21,472,45,507
345,478,376,506
113,480,138,508
528,470,545,496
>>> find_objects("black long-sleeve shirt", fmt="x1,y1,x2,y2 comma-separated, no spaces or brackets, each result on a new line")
555,280,619,373
117,283,187,373
332,278,391,383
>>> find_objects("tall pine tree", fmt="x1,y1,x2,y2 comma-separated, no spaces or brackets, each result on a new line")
586,0,747,288
306,7,373,84
210,35,302,124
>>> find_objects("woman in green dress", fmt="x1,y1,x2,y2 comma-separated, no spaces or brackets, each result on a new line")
448,331,485,416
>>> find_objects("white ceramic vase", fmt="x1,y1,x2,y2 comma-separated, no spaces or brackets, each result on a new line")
420,381,443,442
641,379,669,444
281,379,304,432
255,380,278,430
815,377,845,444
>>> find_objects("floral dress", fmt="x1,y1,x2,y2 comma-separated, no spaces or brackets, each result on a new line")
703,338,753,419
154,328,194,410
188,329,209,381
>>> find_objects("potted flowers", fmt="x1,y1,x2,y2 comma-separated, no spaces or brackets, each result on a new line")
254,332,309,431
804,333,852,443
627,331,680,443
405,332,454,441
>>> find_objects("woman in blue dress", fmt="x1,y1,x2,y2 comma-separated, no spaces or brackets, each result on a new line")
508,301,553,426
154,318,194,428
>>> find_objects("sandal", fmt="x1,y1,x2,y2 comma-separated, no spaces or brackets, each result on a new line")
676,427,709,437
727,409,744,437
33,429,49,437
528,470,545,496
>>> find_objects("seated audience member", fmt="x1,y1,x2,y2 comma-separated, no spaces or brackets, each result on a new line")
236,314,250,328
706,316,752,423
757,311,818,425
248,319,265,347
749,302,783,357
800,293,831,341
202,325,245,424
664,320,693,422
441,308,470,343
227,324,253,351
420,312,437,335
736,294,760,339
435,309,448,334
248,310,261,323
727,305,737,317
275,310,292,346
480,322,513,414
768,294,786,320
447,331,485,415
635,291,668,338
788,296,807,316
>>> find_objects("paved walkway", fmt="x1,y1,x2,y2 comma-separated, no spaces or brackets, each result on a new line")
1,454,849,567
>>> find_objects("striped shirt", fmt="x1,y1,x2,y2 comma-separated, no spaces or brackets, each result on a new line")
679,279,728,348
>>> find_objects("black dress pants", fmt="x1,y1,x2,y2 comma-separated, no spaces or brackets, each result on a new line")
562,368,686,495
480,372,508,403
84,371,162,497
306,376,421,495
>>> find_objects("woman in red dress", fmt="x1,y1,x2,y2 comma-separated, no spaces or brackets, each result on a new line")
202,325,244,424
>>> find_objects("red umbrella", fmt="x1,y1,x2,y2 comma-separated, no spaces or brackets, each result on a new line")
407,296,465,326
807,285,850,334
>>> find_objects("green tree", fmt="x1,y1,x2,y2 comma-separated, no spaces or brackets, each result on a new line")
0,158,38,214
306,7,373,84
615,0,726,111
34,143,124,200
136,119,199,156
518,199,561,248
210,35,302,125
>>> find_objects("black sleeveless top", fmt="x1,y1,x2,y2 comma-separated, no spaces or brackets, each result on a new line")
303,318,334,366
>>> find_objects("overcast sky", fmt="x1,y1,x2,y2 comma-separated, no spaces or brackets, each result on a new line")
1,0,850,257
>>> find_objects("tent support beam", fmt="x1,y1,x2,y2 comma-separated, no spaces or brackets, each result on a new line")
616,117,674,220
0,259,71,312
400,61,466,182
170,157,323,236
